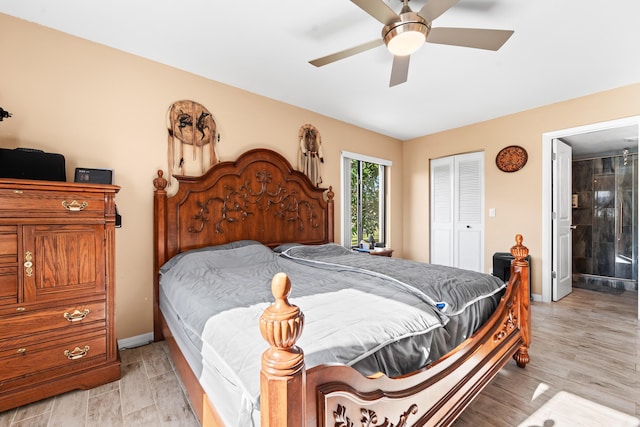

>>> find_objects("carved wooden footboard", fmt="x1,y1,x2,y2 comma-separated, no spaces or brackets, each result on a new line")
260,236,530,427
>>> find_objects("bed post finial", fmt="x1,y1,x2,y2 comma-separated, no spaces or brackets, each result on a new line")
260,273,306,426
326,186,334,201
511,234,527,262
510,234,530,368
154,170,168,191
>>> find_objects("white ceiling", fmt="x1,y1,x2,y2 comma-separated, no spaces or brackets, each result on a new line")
562,125,638,160
1,0,639,141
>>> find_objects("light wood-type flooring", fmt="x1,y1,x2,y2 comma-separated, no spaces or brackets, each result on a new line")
0,288,638,426
454,287,639,427
0,341,199,427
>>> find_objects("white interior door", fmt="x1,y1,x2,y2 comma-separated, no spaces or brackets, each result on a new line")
430,157,454,266
454,153,484,272
430,152,484,271
552,139,573,300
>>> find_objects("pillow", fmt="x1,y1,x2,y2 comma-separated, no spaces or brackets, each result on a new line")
159,240,263,274
281,243,353,258
272,242,306,253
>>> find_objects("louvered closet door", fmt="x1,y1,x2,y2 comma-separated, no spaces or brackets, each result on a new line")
430,152,484,272
454,152,484,272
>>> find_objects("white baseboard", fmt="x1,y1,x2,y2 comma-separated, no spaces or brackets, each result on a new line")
117,332,154,350
531,293,543,302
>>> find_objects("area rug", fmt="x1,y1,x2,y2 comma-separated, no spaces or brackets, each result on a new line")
518,391,639,427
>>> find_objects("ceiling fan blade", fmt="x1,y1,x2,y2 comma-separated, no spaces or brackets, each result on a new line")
351,0,399,25
418,0,460,22
427,27,514,50
389,55,410,87
309,39,383,67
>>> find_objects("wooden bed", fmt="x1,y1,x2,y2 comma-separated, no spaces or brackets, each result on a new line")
153,148,530,426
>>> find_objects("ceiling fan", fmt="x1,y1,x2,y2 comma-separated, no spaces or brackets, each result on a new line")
309,0,514,87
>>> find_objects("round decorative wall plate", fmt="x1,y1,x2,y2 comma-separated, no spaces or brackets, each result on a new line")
496,145,528,172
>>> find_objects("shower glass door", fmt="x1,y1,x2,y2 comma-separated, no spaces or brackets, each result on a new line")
615,154,638,280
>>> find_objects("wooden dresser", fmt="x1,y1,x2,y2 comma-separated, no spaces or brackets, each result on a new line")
0,178,121,411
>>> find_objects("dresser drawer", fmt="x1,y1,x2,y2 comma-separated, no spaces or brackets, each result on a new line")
0,189,105,218
0,300,106,340
0,330,107,381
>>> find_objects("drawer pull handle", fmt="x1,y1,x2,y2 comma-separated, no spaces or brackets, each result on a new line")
64,309,90,322
17,348,26,355
16,307,26,312
64,346,90,360
62,200,88,211
24,251,33,277
13,189,23,194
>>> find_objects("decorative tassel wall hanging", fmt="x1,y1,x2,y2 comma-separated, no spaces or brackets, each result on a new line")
167,100,219,181
0,107,12,121
298,124,324,187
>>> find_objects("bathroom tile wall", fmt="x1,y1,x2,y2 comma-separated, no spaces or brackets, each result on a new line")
572,155,638,288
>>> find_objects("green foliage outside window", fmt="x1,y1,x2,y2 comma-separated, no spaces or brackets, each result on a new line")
350,160,382,247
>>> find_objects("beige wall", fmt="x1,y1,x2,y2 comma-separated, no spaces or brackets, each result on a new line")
403,83,640,296
0,14,403,340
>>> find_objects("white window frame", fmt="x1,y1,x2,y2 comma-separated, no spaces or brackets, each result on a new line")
340,151,392,248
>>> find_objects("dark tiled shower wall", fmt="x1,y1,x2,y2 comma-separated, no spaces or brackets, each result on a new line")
572,160,593,274
572,156,637,285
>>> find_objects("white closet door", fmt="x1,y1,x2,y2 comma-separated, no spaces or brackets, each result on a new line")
454,152,484,272
430,152,484,271
430,157,454,266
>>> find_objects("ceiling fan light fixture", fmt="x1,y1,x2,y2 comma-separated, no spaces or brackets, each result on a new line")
386,28,426,56
383,13,429,56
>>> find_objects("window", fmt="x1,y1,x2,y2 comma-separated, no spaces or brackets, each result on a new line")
341,151,391,248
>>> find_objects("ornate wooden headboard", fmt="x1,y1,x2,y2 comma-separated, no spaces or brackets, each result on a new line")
153,147,334,271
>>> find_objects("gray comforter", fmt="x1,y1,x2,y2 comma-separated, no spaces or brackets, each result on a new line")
159,241,506,424
279,243,505,315
279,243,506,345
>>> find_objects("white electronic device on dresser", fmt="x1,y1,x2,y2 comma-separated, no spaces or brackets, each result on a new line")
0,178,120,411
